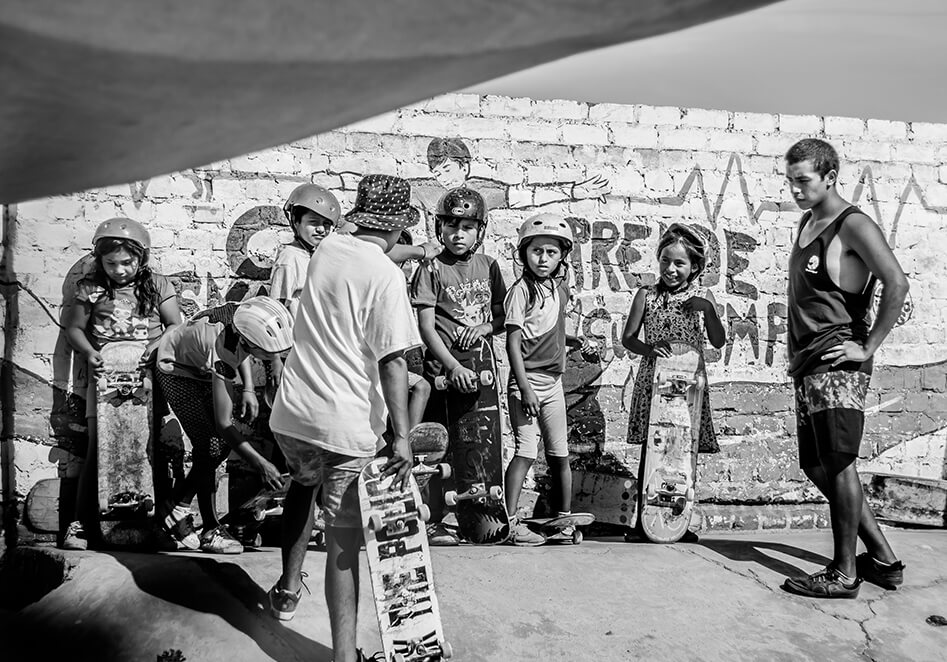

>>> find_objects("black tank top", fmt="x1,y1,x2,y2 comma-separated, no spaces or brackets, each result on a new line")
787,206,875,377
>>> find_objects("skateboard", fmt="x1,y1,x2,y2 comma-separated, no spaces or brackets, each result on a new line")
441,338,510,545
522,512,595,544
409,422,451,493
359,458,452,662
228,473,292,547
96,340,156,546
571,470,637,529
639,342,705,543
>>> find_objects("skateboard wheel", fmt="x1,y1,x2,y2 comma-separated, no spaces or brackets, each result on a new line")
441,641,454,658
141,375,152,392
393,654,405,662
368,513,383,532
444,490,458,507
434,376,448,391
417,503,431,523
479,370,494,386
488,485,503,501
646,484,657,499
686,487,695,502
572,529,583,545
437,463,452,479
142,497,154,513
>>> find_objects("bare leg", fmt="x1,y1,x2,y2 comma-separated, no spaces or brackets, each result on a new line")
546,455,572,513
407,379,431,430
280,481,317,593
325,525,361,662
803,460,896,566
504,456,533,516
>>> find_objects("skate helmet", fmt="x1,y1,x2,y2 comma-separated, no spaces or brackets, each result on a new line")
92,217,151,250
232,296,294,353
517,213,574,253
282,183,341,226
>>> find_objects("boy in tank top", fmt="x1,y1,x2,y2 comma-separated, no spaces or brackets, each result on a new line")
781,139,908,599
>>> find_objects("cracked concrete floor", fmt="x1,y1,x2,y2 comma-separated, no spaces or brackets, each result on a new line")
2,529,945,661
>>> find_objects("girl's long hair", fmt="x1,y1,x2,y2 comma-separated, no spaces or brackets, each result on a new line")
655,223,706,295
511,237,571,312
88,237,160,317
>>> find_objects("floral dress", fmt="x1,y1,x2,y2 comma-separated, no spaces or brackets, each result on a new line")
626,283,719,453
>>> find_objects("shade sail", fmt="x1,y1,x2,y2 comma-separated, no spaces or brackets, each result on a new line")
0,0,780,203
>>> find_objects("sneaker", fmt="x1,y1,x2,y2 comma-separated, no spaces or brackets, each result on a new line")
426,522,459,546
356,650,385,662
509,521,545,547
856,553,905,590
61,521,88,550
782,566,862,599
200,525,244,554
268,572,309,621
161,512,201,550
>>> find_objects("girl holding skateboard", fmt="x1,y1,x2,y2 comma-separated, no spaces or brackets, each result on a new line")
61,217,182,550
503,213,587,546
621,223,726,541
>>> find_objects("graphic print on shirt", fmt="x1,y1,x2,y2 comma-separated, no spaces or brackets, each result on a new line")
444,278,492,326
90,294,152,342
805,255,820,274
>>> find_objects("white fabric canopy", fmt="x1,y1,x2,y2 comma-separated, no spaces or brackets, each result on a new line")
0,0,780,203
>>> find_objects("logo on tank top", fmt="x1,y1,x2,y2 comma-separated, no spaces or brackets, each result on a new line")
805,255,820,274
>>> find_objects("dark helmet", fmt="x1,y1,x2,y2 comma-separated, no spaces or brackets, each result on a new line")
436,187,486,223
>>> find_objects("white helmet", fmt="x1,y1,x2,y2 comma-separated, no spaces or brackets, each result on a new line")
233,296,294,353
517,213,574,253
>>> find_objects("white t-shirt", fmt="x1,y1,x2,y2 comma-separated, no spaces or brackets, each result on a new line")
269,233,422,456
269,242,310,319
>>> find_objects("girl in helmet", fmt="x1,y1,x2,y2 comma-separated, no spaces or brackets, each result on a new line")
503,213,588,546
61,217,183,550
271,183,342,318
621,223,726,542
154,295,292,553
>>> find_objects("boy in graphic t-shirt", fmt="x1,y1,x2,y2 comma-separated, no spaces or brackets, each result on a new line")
410,186,507,545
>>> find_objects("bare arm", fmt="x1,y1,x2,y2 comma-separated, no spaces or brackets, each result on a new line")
211,374,282,490
237,357,259,421
621,289,655,356
379,351,412,489
846,217,909,355
143,297,183,363
506,326,539,417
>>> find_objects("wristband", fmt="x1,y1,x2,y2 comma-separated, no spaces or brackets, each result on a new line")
242,388,256,394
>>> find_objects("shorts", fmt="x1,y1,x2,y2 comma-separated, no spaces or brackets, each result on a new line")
407,371,424,389
274,432,372,529
794,370,870,468
508,371,569,460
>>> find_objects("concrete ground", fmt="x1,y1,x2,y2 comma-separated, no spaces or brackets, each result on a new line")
1,528,945,662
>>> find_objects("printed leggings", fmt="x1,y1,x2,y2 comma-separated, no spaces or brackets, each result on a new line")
155,371,230,469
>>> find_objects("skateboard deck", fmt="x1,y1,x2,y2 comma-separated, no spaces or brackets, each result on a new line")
96,340,156,547
441,338,510,545
522,512,595,544
571,470,637,528
410,422,451,493
359,458,452,662
639,342,705,543
25,477,77,534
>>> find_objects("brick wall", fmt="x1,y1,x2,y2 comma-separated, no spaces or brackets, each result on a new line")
3,93,947,511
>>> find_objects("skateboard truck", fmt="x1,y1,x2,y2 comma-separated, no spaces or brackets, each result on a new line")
103,490,154,515
433,370,493,391
443,482,503,507
412,456,451,481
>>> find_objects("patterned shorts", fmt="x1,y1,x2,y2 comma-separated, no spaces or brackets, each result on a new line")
794,370,870,468
273,432,372,529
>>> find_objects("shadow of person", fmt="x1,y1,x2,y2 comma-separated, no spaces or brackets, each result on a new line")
698,537,832,580
106,551,332,661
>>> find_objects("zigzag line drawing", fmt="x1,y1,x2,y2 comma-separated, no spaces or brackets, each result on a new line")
650,154,947,247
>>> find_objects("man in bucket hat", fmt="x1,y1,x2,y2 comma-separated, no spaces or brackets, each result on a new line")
268,174,423,661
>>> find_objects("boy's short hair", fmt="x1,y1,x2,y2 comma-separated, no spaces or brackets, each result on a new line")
427,137,471,170
785,138,840,178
